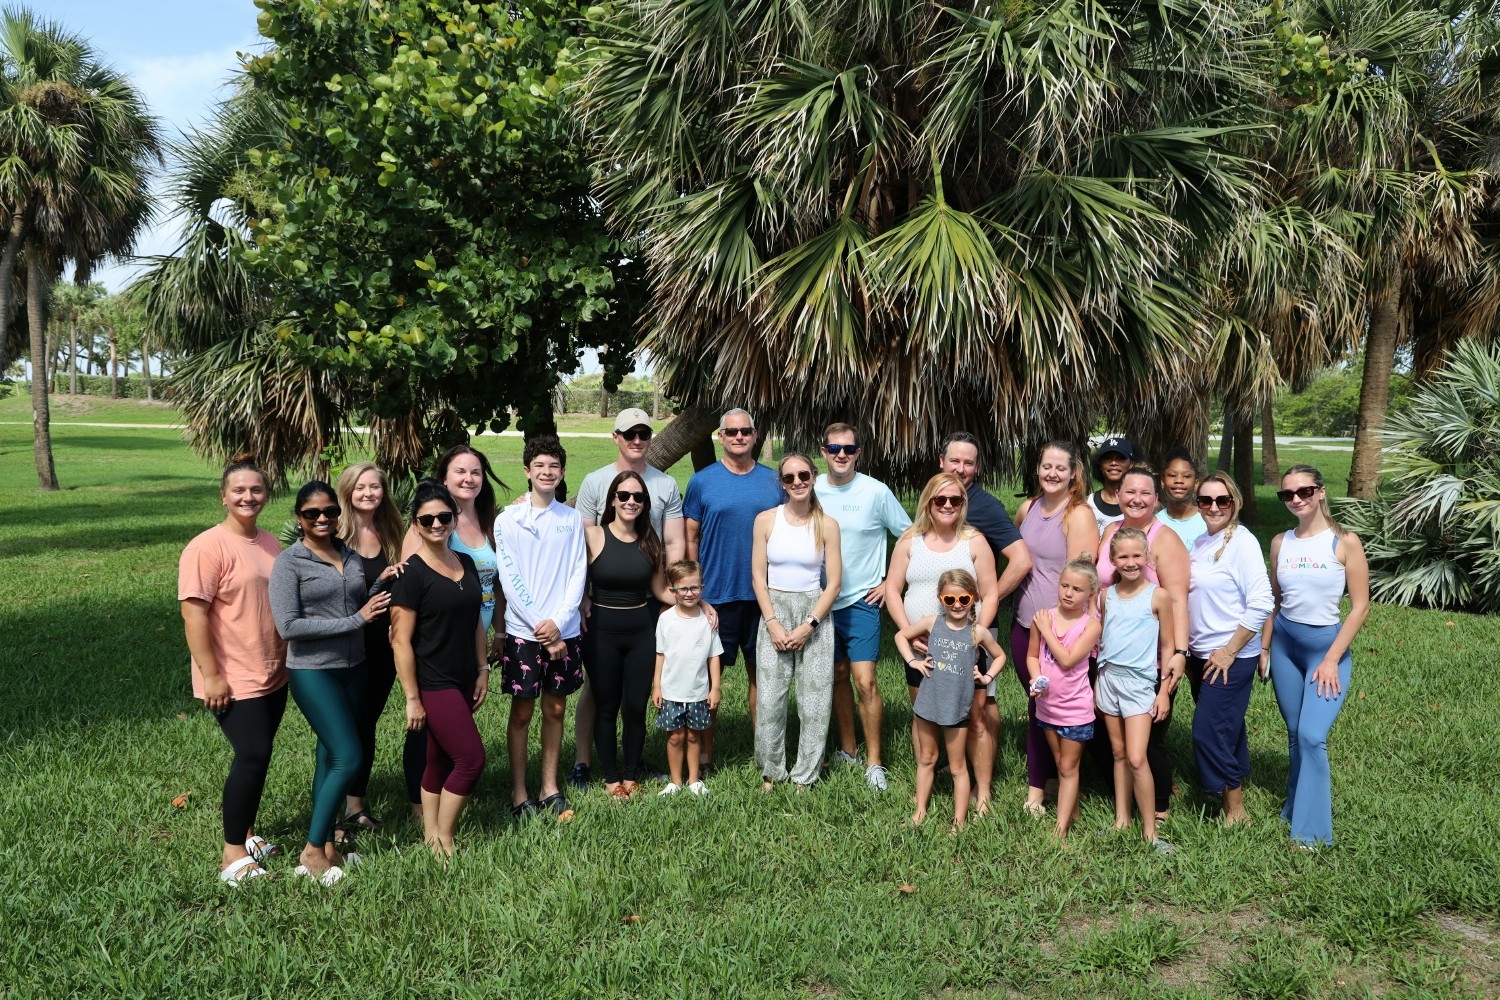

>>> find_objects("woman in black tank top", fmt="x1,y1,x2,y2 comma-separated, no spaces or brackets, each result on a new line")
583,472,683,797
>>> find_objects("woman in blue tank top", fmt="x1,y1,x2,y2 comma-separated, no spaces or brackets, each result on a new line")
402,445,500,634
1262,465,1370,848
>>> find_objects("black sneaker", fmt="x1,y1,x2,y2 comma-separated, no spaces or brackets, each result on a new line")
567,762,590,789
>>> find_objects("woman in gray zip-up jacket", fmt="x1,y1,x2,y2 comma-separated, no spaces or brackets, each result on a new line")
269,480,392,885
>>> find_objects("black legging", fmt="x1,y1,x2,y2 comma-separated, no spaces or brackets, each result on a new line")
215,685,288,845
348,638,426,806
1148,676,1177,814
584,604,655,783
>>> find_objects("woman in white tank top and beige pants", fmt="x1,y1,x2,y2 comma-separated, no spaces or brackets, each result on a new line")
752,455,842,789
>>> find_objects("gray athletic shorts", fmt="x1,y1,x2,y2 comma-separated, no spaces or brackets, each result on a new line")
1094,660,1157,717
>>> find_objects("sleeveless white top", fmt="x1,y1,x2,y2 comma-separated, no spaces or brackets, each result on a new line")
766,505,822,592
1275,528,1346,627
902,532,977,624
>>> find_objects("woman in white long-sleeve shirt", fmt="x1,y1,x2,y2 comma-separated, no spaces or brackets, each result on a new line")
1186,472,1273,826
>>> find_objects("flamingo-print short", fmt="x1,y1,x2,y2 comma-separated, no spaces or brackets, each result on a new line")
500,635,585,700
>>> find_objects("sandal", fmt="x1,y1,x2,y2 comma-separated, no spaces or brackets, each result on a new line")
620,780,639,797
244,835,282,862
344,808,381,832
538,792,575,822
607,783,631,800
219,855,267,888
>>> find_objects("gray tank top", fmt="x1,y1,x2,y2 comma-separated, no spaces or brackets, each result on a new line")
911,617,978,727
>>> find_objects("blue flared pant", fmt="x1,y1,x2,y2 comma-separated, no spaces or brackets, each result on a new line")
1269,614,1350,846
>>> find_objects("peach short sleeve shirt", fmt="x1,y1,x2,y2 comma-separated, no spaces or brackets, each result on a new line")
178,524,287,700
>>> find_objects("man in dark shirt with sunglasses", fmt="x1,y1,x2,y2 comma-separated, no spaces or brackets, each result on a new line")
566,407,687,787
684,408,782,761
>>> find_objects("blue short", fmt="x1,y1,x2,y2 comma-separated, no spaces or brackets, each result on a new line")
1038,719,1095,743
656,699,713,732
714,600,760,670
833,600,882,664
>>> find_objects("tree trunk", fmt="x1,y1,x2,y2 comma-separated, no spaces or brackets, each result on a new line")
646,402,719,472
1128,389,1211,475
598,385,609,418
1260,400,1280,486
28,252,58,491
0,215,23,374
652,378,662,420
691,436,718,472
141,335,153,401
109,325,119,398
1233,418,1257,524
1215,414,1234,473
68,311,78,395
1349,282,1400,499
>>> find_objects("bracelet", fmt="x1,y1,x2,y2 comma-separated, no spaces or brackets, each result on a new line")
907,657,922,666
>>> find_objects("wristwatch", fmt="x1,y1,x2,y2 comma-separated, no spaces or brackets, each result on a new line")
1174,648,1189,658
805,615,821,630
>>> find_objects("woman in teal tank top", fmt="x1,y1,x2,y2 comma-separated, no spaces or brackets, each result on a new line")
401,445,500,634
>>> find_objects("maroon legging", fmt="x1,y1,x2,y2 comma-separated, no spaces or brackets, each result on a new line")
1009,621,1057,788
419,685,485,796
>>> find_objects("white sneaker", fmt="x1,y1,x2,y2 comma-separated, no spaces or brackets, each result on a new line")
865,764,888,792
687,781,709,797
658,783,681,797
829,749,860,767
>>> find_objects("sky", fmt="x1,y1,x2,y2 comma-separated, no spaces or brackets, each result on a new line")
50,1,265,291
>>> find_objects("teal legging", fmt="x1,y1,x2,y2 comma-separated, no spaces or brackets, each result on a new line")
288,667,365,848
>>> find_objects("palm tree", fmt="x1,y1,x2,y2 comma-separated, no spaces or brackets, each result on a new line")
1268,0,1500,500
578,0,1338,488
0,8,161,489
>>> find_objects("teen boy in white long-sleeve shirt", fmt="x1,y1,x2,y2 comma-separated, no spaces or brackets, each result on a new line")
495,435,588,820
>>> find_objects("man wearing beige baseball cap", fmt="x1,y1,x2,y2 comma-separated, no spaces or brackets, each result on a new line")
566,407,688,788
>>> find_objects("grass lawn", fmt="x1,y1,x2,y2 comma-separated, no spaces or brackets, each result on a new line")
1,422,1497,999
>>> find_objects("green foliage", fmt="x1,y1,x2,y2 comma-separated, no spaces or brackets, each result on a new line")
1066,915,1194,978
1273,362,1413,438
1258,0,1370,100
1341,340,1500,613
244,0,639,443
49,374,171,399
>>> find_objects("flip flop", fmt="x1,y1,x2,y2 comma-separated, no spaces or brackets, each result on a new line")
293,863,346,887
538,792,575,822
218,855,266,888
244,835,282,862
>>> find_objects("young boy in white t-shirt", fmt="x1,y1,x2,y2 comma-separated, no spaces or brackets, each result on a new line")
652,560,723,797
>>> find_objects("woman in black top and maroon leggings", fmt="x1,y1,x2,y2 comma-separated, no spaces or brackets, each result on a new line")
390,481,489,858
583,470,684,799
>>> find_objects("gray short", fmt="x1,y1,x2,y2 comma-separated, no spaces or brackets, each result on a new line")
1095,660,1157,717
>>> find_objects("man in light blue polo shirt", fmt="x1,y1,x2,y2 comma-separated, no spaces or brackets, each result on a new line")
816,422,911,791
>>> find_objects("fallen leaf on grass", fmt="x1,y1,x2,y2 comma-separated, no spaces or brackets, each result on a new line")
177,712,188,721
1445,621,1455,627
1429,703,1443,710
1357,693,1366,700
621,914,641,924
171,792,191,808
898,884,917,894
79,574,90,579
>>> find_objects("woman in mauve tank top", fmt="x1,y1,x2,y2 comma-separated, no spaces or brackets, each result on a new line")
1011,442,1099,815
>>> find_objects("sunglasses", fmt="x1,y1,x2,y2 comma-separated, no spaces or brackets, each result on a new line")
1196,494,1234,510
416,511,456,527
617,428,651,442
823,443,859,456
940,593,974,608
297,505,342,521
720,427,754,438
614,489,648,504
1276,485,1320,503
930,495,963,510
781,470,813,485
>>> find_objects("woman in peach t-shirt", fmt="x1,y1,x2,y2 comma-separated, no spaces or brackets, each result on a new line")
178,455,288,887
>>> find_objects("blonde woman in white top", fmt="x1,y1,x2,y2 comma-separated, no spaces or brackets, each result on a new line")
884,472,1000,813
752,453,842,790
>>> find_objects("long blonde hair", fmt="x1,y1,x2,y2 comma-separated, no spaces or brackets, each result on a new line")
1199,471,1244,562
1283,464,1345,538
779,453,828,554
335,462,404,563
907,472,975,539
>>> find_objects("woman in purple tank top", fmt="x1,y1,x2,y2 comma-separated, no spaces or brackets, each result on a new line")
1010,442,1099,815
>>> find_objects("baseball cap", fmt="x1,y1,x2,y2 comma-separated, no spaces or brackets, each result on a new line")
1095,435,1136,460
613,407,652,433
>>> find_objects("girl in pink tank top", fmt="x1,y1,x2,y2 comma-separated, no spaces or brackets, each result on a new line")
1027,557,1104,842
